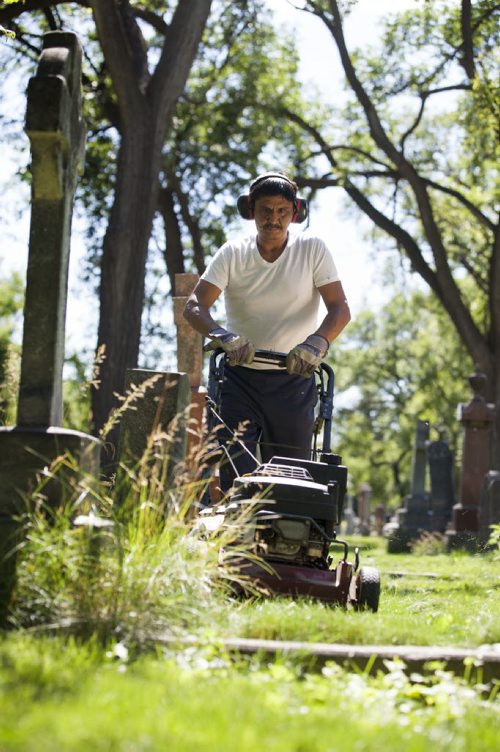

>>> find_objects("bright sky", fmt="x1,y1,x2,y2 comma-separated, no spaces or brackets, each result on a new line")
1,0,418,359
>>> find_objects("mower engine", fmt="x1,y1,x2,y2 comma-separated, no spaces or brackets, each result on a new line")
227,456,346,568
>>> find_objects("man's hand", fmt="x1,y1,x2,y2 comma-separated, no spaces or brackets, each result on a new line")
286,334,329,377
207,327,255,366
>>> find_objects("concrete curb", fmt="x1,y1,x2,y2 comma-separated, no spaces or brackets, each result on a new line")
155,635,500,682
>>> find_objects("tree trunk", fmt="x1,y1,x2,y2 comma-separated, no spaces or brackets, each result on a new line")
93,122,160,443
90,0,212,444
158,185,185,294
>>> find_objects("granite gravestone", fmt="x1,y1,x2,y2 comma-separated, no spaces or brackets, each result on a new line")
386,419,430,552
427,438,454,533
479,471,500,547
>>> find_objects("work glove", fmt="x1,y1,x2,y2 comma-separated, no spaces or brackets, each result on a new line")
286,334,329,377
207,327,255,366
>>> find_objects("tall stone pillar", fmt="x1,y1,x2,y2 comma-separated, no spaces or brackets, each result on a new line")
447,368,495,550
172,273,206,459
427,438,455,533
386,419,430,552
0,33,101,622
357,483,372,535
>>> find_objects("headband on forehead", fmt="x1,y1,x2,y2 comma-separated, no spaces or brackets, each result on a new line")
237,172,308,223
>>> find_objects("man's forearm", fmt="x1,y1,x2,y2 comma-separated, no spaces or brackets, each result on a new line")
183,296,220,337
315,301,351,344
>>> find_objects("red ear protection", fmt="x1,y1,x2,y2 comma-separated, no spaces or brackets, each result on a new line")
237,172,309,223
293,198,308,224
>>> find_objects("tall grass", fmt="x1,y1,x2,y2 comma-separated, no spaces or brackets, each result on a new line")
6,421,247,644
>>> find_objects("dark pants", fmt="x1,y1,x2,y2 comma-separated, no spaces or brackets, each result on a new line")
218,364,317,492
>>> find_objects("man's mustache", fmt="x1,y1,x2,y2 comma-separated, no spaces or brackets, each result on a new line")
263,223,281,230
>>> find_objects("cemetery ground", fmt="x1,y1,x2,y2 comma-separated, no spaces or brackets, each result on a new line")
1,473,499,752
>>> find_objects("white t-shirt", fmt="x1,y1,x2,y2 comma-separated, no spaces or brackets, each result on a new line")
201,230,339,367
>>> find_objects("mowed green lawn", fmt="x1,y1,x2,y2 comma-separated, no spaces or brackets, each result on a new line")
1,539,499,751
212,537,500,649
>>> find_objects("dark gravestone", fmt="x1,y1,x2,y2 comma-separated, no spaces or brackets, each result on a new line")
386,419,430,552
0,32,100,620
478,471,500,547
356,483,372,536
427,439,454,533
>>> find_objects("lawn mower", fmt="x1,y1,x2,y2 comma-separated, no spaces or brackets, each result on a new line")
201,348,380,612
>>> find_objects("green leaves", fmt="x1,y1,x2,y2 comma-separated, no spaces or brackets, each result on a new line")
332,285,472,507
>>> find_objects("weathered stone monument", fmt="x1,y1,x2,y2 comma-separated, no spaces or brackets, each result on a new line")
356,482,372,536
173,273,207,458
115,273,205,483
479,470,500,547
427,437,455,533
385,419,430,552
446,368,495,550
373,504,386,536
0,32,100,619
115,368,190,482
342,495,356,536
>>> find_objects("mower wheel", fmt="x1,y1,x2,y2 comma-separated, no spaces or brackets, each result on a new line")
355,566,380,612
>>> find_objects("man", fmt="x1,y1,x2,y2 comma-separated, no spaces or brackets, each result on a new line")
184,172,350,491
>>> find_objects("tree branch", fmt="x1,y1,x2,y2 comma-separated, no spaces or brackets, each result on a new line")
132,6,169,36
90,0,148,119
158,185,185,293
295,0,491,370
460,0,476,80
171,175,206,275
423,178,496,232
0,0,90,25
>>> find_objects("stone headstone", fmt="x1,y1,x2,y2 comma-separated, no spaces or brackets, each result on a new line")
478,471,500,547
409,419,429,500
342,495,356,536
447,368,495,551
0,32,100,622
18,31,86,428
357,482,372,535
427,439,454,533
373,504,386,536
173,273,203,389
173,273,207,458
386,419,430,552
116,369,190,482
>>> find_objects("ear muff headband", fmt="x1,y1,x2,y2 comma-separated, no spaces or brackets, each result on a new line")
237,172,308,223
249,172,297,192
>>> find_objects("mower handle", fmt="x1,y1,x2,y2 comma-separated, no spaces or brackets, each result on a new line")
205,347,335,453
204,345,332,375
203,342,286,363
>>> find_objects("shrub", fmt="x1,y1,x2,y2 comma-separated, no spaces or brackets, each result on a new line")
410,531,447,556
